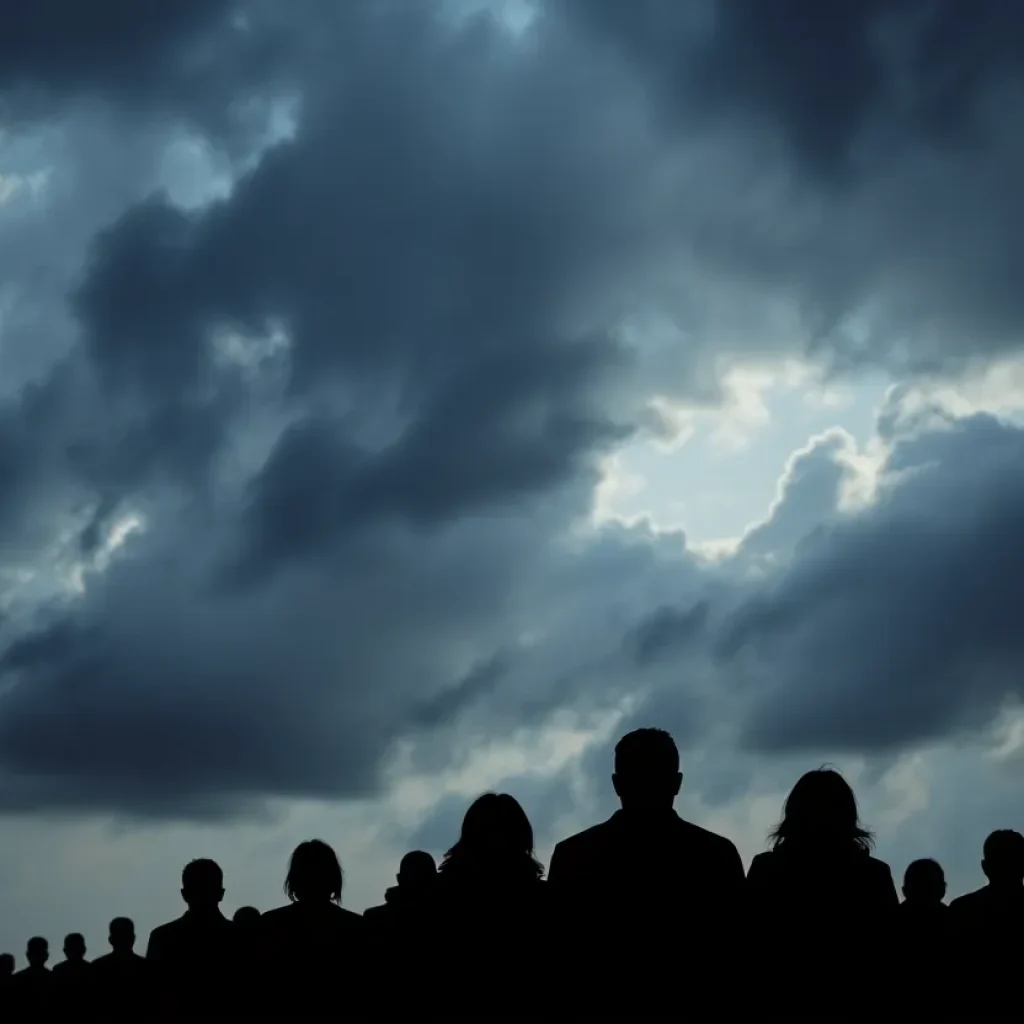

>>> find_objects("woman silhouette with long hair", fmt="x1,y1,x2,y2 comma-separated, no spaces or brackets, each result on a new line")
439,792,544,890
436,793,549,1012
745,769,898,1011
257,840,366,1015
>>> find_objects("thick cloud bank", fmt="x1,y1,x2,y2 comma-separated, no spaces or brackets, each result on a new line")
0,0,1023,846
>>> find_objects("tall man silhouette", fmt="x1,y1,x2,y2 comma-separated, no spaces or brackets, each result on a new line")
146,858,237,1017
548,728,744,1012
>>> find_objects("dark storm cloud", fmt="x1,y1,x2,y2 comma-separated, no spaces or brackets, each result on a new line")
573,0,1024,180
0,0,296,146
5,0,1024,828
0,2,679,816
566,0,1024,373
721,411,1024,755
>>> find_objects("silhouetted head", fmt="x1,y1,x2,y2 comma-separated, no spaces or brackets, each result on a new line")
63,933,86,962
398,850,437,891
285,840,343,904
108,917,135,953
181,858,225,912
612,728,682,813
903,858,946,904
982,829,1024,887
0,953,14,978
440,793,544,883
26,937,48,969
770,768,873,853
233,906,261,927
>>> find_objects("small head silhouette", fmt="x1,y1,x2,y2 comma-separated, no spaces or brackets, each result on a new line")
982,829,1024,886
63,933,86,962
26,937,48,969
232,906,261,927
770,767,873,852
903,858,946,904
0,952,14,978
181,858,225,911
398,850,437,891
109,917,135,953
612,728,682,812
285,839,343,904
441,793,544,881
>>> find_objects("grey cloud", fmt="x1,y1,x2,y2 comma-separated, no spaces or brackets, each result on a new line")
2,0,1024,841
564,0,1024,374
629,599,710,668
720,411,1024,755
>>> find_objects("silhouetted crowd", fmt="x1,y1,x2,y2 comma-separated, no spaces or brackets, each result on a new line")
2,729,1021,1018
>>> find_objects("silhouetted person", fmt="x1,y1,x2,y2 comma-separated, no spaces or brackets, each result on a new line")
230,906,262,988
548,728,744,1012
257,839,366,1016
435,793,551,1014
52,932,91,1012
949,829,1024,1013
232,906,261,927
91,918,152,1020
745,768,898,1012
146,858,237,1017
364,850,439,1004
897,859,951,1009
8,936,54,1016
364,850,437,924
0,952,14,1012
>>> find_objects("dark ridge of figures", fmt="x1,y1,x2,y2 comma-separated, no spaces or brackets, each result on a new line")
1,728,1020,1018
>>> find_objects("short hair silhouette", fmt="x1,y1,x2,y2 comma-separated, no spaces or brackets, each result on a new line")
441,792,544,879
181,858,224,909
109,917,135,952
26,937,48,968
63,933,86,960
398,850,436,887
903,858,946,902
769,767,873,851
612,728,682,810
232,906,261,926
982,829,1024,885
0,952,14,977
284,839,343,903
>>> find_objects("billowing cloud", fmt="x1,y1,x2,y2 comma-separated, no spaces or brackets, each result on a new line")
1,0,1024,955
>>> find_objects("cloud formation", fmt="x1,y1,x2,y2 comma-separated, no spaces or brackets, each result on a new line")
0,0,1023,880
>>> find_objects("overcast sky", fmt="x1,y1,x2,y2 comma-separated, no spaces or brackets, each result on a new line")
3,0,1024,956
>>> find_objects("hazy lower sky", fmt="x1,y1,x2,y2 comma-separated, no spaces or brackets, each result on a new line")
3,0,1024,956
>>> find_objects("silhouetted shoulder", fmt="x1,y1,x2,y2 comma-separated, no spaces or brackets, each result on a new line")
675,816,743,857
747,850,772,875
144,920,176,958
261,901,365,932
949,887,987,915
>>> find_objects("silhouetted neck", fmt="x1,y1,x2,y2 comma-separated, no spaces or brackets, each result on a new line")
612,807,679,827
986,879,1024,895
184,906,225,921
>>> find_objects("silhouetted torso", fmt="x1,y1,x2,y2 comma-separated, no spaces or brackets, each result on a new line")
7,965,54,1018
949,883,1024,1012
746,846,898,1009
52,957,92,1013
364,882,440,1004
434,865,551,1015
548,809,745,1010
257,901,366,1015
896,900,951,1010
91,951,152,1020
146,909,237,1016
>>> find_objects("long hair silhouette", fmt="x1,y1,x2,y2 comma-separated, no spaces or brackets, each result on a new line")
440,793,544,883
284,840,344,903
769,767,874,853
